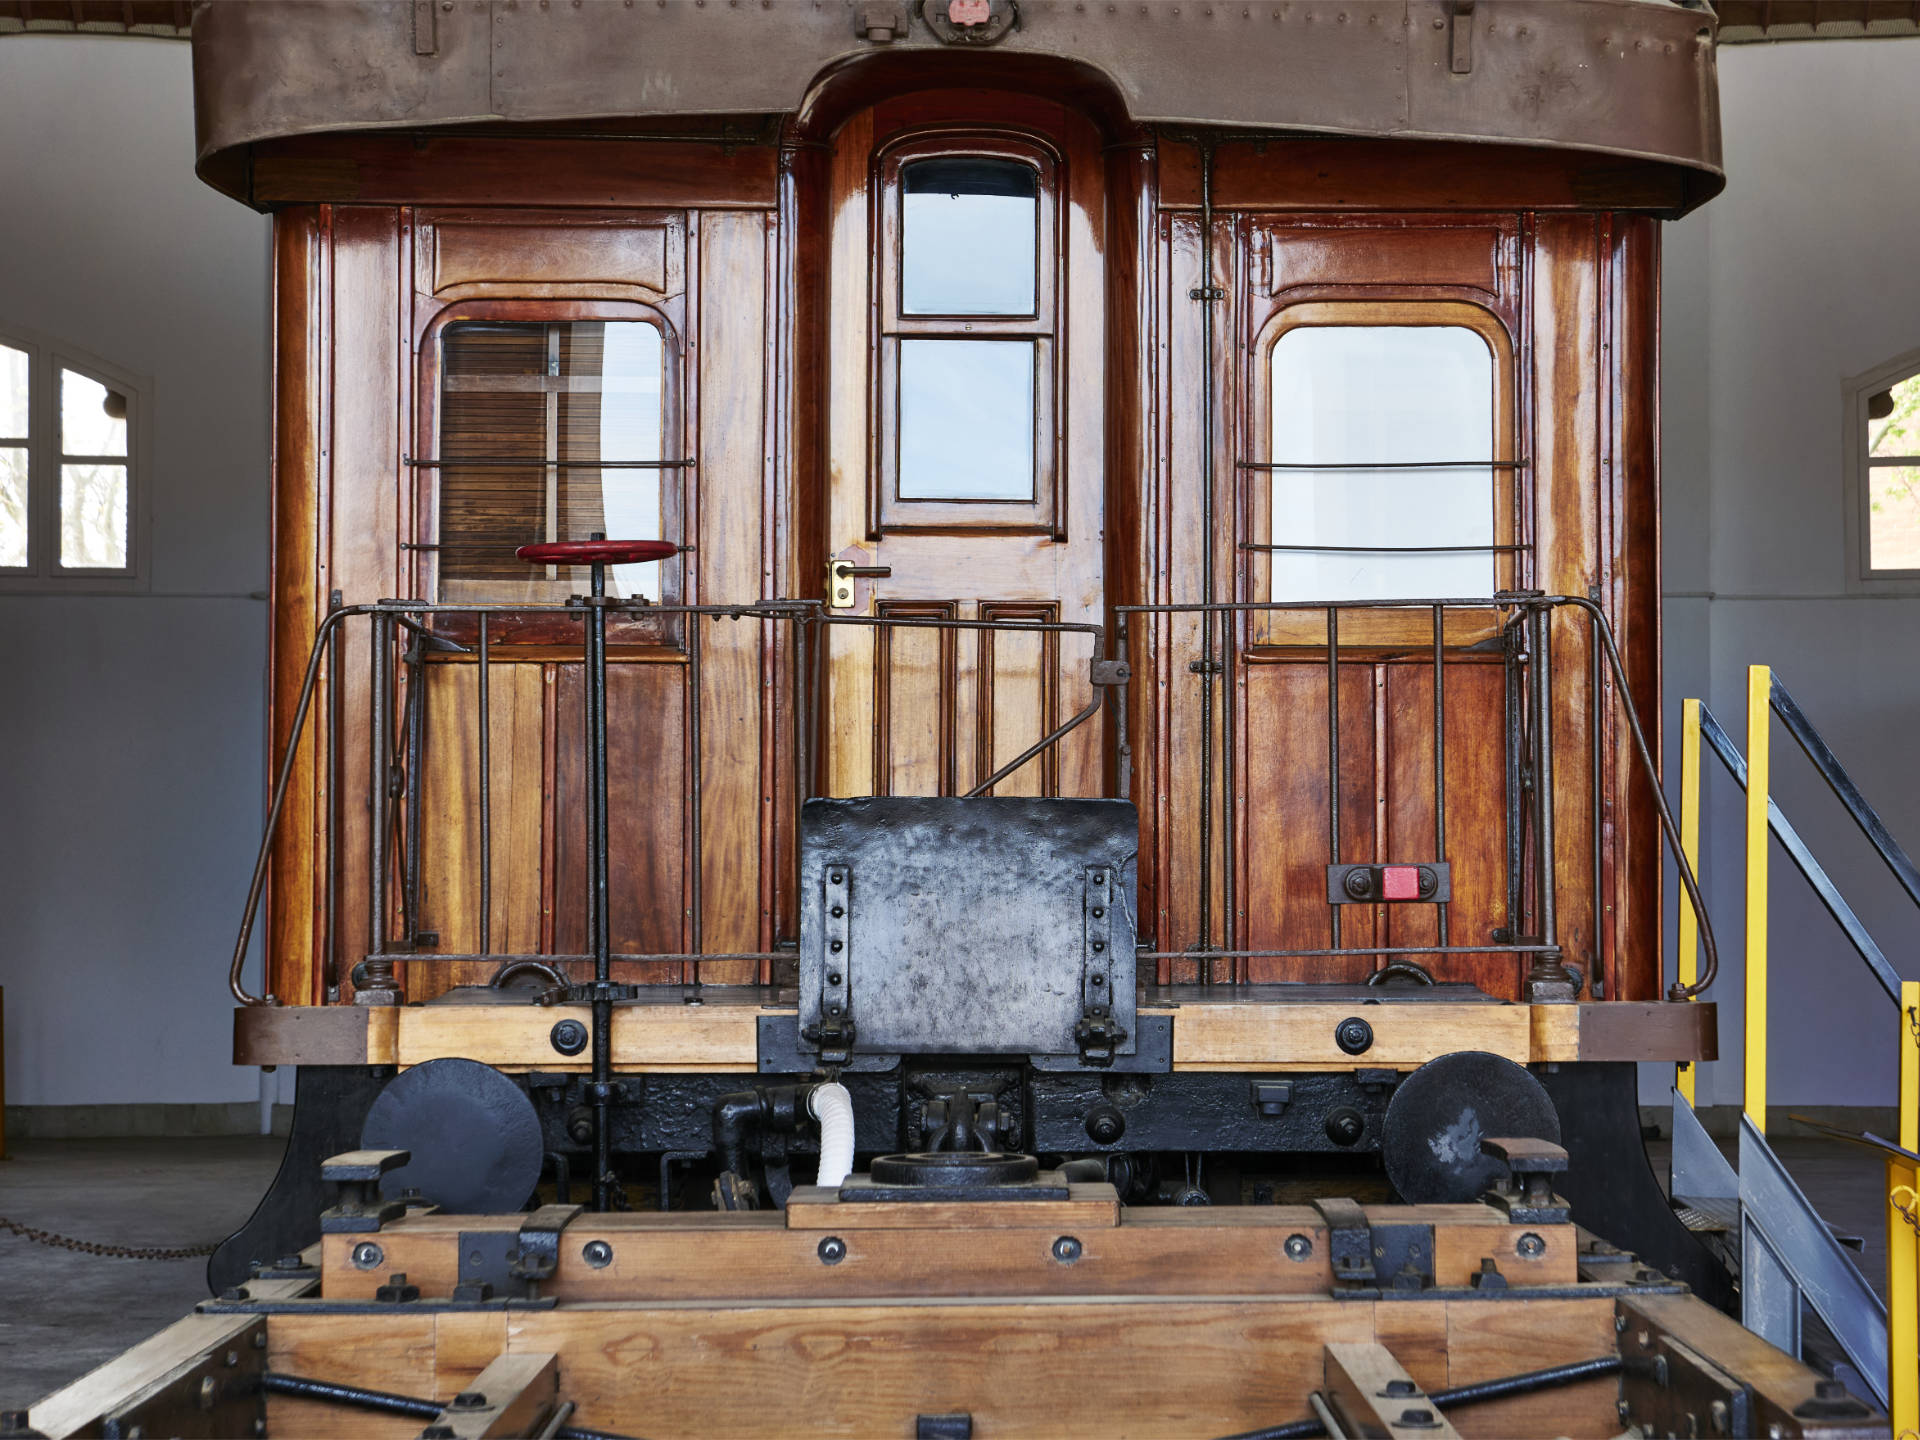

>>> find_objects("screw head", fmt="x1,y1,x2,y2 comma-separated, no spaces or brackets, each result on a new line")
1334,1016,1374,1055
350,1241,385,1270
1284,1233,1313,1261
582,1239,614,1269
1052,1236,1083,1263
549,1018,589,1055
817,1235,847,1265
1516,1231,1547,1259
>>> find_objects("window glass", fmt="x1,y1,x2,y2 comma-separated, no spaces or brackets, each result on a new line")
902,158,1038,317
1,343,26,438
0,446,26,567
61,463,128,568
1269,326,1496,602
438,320,666,602
58,368,129,569
898,339,1034,501
1866,373,1920,572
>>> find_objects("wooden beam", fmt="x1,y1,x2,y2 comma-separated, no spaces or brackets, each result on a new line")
418,1352,560,1439
1324,1341,1462,1439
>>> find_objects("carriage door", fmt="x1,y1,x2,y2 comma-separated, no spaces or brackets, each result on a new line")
820,99,1106,799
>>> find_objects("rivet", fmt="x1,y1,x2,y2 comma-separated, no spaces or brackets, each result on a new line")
818,1235,847,1264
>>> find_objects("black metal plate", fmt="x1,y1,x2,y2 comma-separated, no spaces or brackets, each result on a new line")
1382,1051,1560,1203
798,797,1139,1058
361,1058,544,1214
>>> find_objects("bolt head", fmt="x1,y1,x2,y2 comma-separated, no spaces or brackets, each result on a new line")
818,1235,847,1265
1515,1231,1547,1259
583,1239,615,1268
1052,1235,1084,1263
350,1241,385,1270
1284,1233,1313,1261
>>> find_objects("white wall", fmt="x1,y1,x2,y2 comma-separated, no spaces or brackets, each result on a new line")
1659,38,1920,1108
0,37,271,1108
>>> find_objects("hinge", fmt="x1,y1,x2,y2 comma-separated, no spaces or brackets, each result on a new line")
1189,285,1226,302
412,0,438,55
805,864,856,1065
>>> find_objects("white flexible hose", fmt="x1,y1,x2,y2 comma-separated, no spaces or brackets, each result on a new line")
809,1081,856,1188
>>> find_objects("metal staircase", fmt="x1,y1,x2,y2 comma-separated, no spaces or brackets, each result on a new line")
1667,665,1920,1428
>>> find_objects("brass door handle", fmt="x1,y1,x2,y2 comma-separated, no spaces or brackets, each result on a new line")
827,557,892,609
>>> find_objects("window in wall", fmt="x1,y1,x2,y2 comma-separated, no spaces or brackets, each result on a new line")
0,328,144,588
1863,369,1920,575
435,318,671,605
877,144,1058,530
1267,324,1500,603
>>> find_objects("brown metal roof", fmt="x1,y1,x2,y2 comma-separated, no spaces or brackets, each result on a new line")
188,0,1726,213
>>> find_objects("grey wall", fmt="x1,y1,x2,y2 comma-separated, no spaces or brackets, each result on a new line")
0,37,270,1111
1658,38,1920,1108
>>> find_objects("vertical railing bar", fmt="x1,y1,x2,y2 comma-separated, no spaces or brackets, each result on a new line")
1677,695,1702,1106
1503,615,1525,939
1432,603,1448,950
688,610,704,996
478,611,492,959
1115,614,1133,805
1590,606,1605,995
1534,603,1558,949
403,635,427,946
1327,604,1342,952
1746,663,1771,1135
366,611,393,992
1223,600,1238,982
324,593,343,1001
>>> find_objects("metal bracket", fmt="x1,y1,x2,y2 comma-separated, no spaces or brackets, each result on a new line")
1311,1198,1433,1292
1314,1197,1377,1285
1030,1012,1170,1073
756,1014,897,1073
802,863,856,1064
318,1149,410,1234
456,1204,582,1303
1089,657,1131,686
1076,865,1125,1066
1447,0,1475,74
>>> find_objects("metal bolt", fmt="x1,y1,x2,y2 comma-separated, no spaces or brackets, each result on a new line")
549,1018,589,1055
1052,1236,1083,1263
828,972,842,985
1324,1107,1366,1146
225,1349,240,1367
197,1376,220,1410
831,905,844,917
830,870,844,884
1515,1231,1546,1259
1334,1016,1374,1055
1617,1400,1633,1422
350,1241,385,1270
582,1239,614,1269
1344,868,1374,899
451,1392,488,1410
818,1235,847,1265
1615,1314,1629,1333
1708,1399,1730,1434
1380,1379,1417,1398
1284,1233,1313,1261
1085,1105,1125,1144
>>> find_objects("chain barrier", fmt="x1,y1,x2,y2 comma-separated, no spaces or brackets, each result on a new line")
0,1214,218,1261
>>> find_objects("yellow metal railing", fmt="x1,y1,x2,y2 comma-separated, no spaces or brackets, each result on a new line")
1678,664,1920,1434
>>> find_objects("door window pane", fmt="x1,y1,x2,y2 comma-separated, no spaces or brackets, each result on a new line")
1,343,26,438
902,159,1038,317
898,339,1034,501
1269,326,1496,602
439,320,666,602
0,446,26,567
61,367,128,457
60,462,128,568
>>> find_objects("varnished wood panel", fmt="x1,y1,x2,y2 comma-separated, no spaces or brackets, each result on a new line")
1264,224,1502,295
431,216,672,297
873,600,956,796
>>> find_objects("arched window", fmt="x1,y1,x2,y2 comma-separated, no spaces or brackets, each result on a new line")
0,325,147,589
1846,349,1920,585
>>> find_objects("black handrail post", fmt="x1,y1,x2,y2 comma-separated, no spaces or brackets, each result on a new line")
402,629,428,946
357,609,402,1006
1432,603,1449,950
582,543,616,1212
687,602,704,1002
325,591,343,1002
1520,600,1575,1002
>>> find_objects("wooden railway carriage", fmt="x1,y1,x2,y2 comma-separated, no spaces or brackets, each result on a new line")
25,3,1888,1438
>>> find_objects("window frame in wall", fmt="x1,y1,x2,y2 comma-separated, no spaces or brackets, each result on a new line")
870,130,1064,536
1240,300,1519,649
0,324,151,593
1843,345,1920,594
414,299,687,649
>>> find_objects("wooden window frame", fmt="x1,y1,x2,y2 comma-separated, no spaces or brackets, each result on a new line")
1241,299,1520,650
870,130,1064,536
1843,344,1920,594
414,299,687,649
0,323,150,593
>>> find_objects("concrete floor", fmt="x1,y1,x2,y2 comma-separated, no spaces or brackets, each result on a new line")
0,1136,286,1406
0,1133,1898,1410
